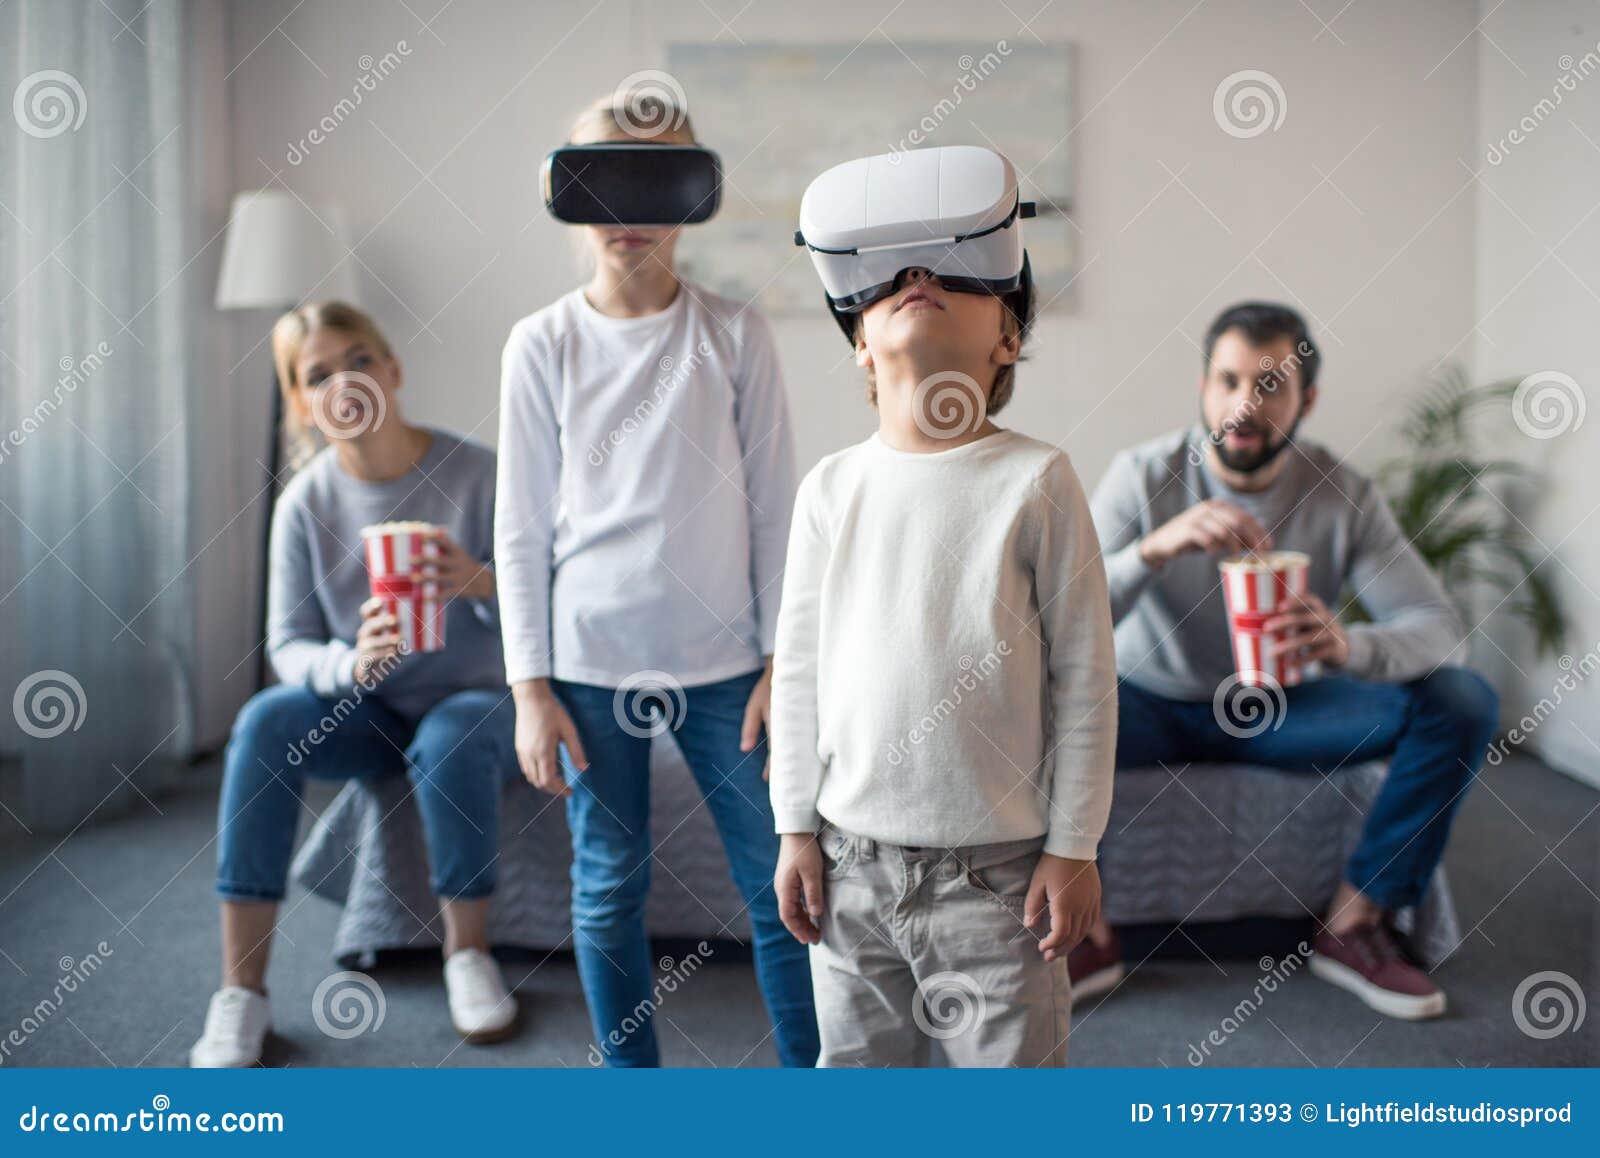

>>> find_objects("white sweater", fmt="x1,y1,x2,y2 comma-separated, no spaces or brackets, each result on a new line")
769,430,1117,860
495,284,796,688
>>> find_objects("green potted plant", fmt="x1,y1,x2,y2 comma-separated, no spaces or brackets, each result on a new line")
1344,364,1567,656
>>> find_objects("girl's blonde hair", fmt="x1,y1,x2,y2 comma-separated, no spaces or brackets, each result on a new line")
270,301,392,469
568,88,697,145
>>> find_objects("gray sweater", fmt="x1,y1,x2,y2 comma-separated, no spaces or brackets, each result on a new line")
267,429,505,719
1088,427,1462,702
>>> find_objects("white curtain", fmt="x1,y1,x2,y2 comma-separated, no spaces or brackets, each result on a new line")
2,0,210,830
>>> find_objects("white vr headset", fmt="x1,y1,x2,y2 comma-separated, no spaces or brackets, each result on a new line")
794,145,1035,342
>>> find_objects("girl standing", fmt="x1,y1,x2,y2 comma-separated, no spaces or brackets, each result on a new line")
496,93,817,1066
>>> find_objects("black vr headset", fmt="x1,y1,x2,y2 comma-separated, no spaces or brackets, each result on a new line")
542,143,722,226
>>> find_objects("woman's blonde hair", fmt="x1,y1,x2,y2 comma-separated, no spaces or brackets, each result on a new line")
270,301,392,469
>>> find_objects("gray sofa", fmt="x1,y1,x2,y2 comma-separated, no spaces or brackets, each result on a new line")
290,746,1460,968
1096,759,1459,963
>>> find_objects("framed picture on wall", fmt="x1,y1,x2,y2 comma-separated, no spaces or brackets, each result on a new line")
665,39,1077,316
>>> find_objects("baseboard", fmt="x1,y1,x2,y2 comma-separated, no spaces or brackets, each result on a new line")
1535,734,1600,790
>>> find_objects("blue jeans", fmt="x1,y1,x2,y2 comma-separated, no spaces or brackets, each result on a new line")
216,684,518,902
1116,668,1498,909
554,669,819,1068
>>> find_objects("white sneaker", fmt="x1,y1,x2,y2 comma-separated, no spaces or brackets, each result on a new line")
189,986,270,1068
444,948,517,1042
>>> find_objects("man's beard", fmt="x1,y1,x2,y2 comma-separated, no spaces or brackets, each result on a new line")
1207,410,1302,475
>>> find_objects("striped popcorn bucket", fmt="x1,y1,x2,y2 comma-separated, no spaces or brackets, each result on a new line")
1219,551,1316,688
361,521,446,654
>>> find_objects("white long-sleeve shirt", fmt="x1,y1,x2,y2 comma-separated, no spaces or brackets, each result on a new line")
769,430,1118,861
495,283,796,687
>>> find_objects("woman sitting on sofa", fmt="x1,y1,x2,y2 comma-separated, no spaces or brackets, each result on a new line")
190,302,521,1067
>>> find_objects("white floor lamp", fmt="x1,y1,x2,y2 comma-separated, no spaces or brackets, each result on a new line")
215,190,358,688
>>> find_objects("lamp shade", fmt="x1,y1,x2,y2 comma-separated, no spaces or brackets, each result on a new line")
215,189,358,310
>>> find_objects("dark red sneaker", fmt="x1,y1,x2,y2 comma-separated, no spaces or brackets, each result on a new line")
1068,929,1124,1001
1310,921,1446,1020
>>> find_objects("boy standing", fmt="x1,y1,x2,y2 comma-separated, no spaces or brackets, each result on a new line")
771,148,1117,1066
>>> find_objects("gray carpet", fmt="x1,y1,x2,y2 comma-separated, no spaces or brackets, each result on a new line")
1,753,1595,1068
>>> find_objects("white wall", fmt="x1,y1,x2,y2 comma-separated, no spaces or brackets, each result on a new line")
1474,1,1600,788
210,0,1487,729
187,0,263,753
225,0,1481,476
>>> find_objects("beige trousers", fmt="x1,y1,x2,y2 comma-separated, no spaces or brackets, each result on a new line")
809,824,1072,1067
